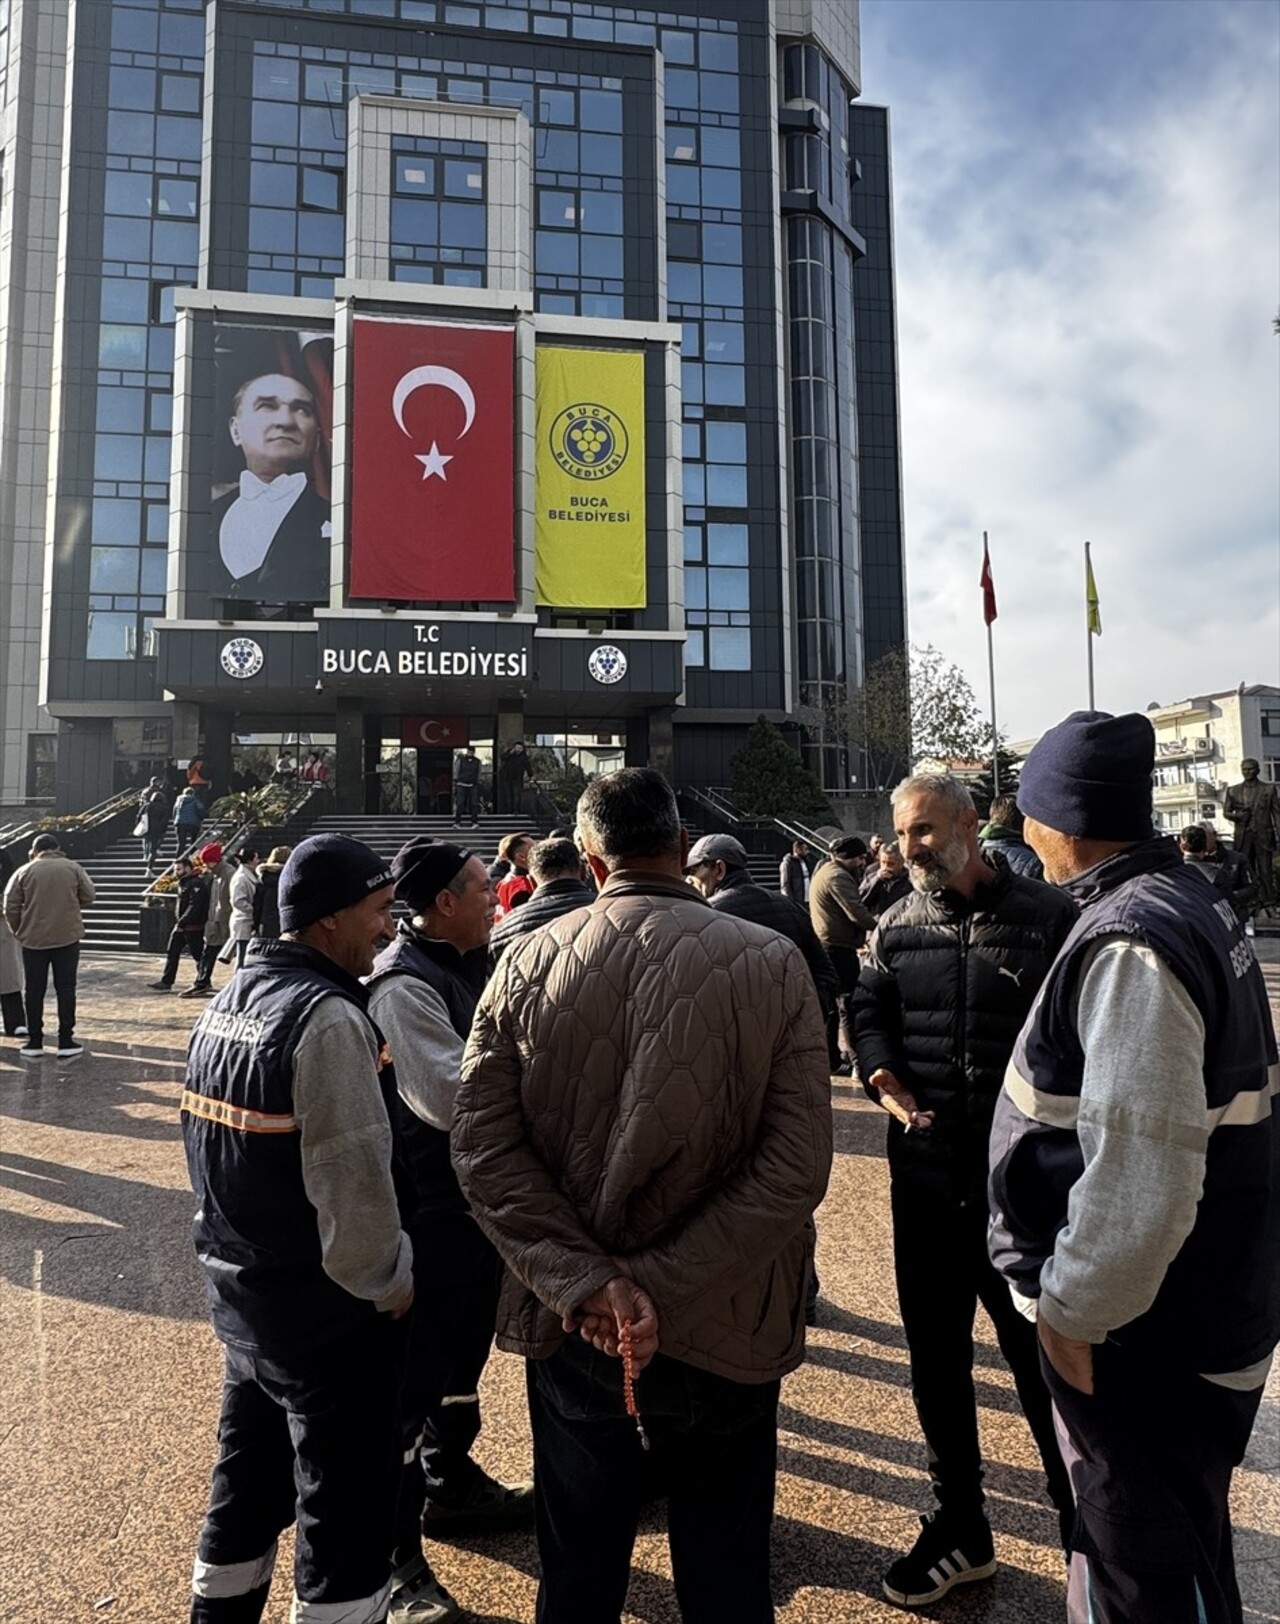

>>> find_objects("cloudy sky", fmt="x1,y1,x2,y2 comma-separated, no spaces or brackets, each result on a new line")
859,0,1280,739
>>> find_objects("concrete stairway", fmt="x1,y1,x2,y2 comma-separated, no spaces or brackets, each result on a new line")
79,829,185,954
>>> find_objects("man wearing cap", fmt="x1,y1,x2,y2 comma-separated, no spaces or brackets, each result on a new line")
3,832,95,1060
686,833,839,1029
183,843,233,999
182,834,414,1624
990,713,1280,1624
808,835,876,1071
366,839,533,1624
852,773,1078,1607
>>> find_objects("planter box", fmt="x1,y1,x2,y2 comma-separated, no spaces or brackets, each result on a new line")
139,899,176,953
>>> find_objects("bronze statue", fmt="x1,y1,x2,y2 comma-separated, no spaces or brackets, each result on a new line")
1222,759,1279,910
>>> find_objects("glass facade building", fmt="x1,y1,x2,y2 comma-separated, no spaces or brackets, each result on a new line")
0,0,905,811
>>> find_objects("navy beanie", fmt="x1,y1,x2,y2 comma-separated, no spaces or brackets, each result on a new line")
278,835,394,933
1018,711,1155,841
392,837,472,912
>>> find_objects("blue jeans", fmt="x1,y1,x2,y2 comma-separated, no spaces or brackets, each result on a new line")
527,1337,780,1624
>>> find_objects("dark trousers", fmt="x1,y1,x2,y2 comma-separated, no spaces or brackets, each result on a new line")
890,1168,1072,1529
454,782,479,822
191,1320,408,1623
2,988,24,1035
22,943,79,1049
527,1337,780,1624
391,1211,502,1568
196,940,224,988
1045,1346,1263,1624
141,827,166,866
160,928,205,986
827,944,860,1063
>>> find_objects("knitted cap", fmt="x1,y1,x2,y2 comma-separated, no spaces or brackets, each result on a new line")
392,838,473,912
1018,711,1155,841
199,843,224,866
278,835,394,932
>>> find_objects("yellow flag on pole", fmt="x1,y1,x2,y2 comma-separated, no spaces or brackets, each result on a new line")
1085,551,1102,637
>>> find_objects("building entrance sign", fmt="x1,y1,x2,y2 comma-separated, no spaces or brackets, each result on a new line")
316,617,531,682
348,318,516,603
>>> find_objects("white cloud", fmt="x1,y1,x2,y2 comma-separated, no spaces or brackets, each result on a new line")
861,0,1280,736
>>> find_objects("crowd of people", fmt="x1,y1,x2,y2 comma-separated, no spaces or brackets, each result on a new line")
2,714,1277,1624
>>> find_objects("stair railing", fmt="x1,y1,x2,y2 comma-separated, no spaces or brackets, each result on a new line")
0,789,140,860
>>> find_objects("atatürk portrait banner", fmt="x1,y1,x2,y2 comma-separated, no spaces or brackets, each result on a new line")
348,318,515,602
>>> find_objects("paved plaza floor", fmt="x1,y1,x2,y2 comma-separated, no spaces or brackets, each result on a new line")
2,946,1278,1623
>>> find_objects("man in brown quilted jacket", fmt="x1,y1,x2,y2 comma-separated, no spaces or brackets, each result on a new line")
454,767,833,1624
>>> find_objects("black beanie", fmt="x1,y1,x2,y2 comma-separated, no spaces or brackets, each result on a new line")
1018,711,1155,841
278,835,394,933
392,838,472,912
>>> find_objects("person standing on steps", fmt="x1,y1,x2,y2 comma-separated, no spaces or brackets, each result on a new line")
3,833,95,1060
137,776,172,874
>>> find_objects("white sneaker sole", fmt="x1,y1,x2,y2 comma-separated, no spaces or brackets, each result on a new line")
883,1556,997,1608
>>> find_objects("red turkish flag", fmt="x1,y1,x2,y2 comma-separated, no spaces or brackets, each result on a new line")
399,716,470,748
349,319,515,601
980,533,997,626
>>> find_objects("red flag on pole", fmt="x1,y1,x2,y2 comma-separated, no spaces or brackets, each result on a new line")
980,533,997,625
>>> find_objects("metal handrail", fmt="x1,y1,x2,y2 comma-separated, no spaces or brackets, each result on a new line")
142,782,324,902
0,788,139,854
773,815,835,855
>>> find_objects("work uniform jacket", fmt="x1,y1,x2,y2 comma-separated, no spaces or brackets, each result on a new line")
181,940,412,1356
989,839,1280,1374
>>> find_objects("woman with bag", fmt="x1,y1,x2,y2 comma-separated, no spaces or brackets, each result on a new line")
135,777,171,874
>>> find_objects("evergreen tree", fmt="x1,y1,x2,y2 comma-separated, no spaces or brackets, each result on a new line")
730,717,832,820
971,738,1022,818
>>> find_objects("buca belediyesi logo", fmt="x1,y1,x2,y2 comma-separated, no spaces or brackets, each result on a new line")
550,402,629,481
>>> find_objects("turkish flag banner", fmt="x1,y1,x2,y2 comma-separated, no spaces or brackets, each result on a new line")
349,319,515,601
399,716,470,749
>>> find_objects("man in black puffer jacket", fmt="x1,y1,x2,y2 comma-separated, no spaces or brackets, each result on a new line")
488,837,594,967
852,773,1078,1609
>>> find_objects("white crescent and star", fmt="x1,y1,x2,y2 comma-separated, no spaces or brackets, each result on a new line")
391,365,476,483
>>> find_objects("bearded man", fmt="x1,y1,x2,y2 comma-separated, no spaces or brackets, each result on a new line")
851,773,1078,1608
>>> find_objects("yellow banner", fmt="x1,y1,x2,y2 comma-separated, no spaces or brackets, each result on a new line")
535,346,647,608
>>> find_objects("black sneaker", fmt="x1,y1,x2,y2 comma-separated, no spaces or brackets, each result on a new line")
422,1471,535,1537
883,1511,996,1608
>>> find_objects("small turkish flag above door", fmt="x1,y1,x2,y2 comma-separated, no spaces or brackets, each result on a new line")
349,319,515,602
400,716,471,749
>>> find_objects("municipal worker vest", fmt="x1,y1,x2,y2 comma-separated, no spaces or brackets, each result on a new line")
367,925,487,1218
990,839,1280,1372
181,939,401,1354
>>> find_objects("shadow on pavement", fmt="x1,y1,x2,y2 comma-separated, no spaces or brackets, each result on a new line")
802,1340,1027,1416
0,1149,205,1320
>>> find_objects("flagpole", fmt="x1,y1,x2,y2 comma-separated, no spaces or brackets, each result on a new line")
984,532,1000,797
1085,541,1096,709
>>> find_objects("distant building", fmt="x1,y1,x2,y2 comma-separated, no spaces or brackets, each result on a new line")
1146,685,1280,835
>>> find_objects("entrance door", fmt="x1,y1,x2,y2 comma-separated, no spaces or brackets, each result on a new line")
415,747,452,815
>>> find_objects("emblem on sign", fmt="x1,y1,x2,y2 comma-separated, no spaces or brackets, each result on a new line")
588,644,628,685
551,403,629,481
220,637,264,680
